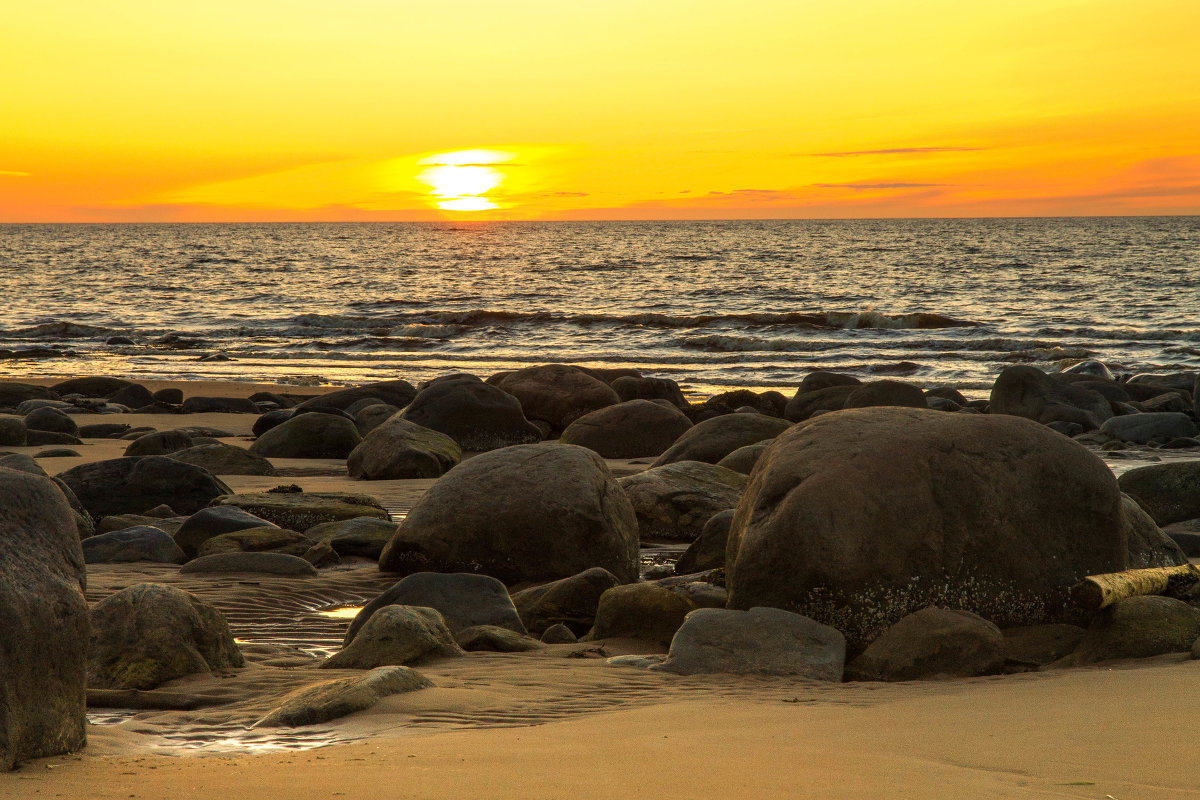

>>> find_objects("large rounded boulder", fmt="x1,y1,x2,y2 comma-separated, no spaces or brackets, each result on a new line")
497,364,619,432
249,412,362,459
399,375,542,451
347,416,461,480
617,461,747,542
989,365,1113,430
726,408,1126,650
560,400,693,458
57,456,231,519
652,412,790,467
0,467,89,770
379,443,639,584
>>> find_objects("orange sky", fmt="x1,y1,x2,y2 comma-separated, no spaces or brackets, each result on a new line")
2,0,1198,221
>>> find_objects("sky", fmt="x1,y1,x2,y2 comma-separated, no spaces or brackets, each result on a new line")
2,0,1198,221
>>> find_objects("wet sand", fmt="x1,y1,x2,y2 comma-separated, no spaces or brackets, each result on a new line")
4,379,1200,798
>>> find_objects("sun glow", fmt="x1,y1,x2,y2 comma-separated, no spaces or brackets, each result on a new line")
417,149,515,212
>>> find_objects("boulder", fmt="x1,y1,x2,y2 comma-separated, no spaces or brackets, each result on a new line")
49,377,129,397
249,413,362,459
180,396,259,413
798,371,861,394
845,607,1005,681
24,406,79,436
87,583,244,690
611,375,689,408
180,552,319,576
97,513,182,536
455,625,543,652
0,416,27,445
560,400,693,459
511,567,622,636
305,516,399,560
173,506,278,559
108,383,155,409
399,376,542,451
1100,412,1197,444
196,527,313,556
57,456,231,519
675,508,734,574
211,491,389,531
715,443,768,475
1120,494,1188,568
168,443,279,476
0,453,45,476
255,666,432,727
0,382,54,408
294,380,416,413
347,416,461,480
153,387,184,404
123,429,195,457
618,461,746,542
652,413,790,467
344,572,526,644
1067,596,1200,664
321,606,464,669
252,409,294,438
378,444,639,584
585,583,697,645
844,380,928,410
784,385,856,422
726,408,1126,650
0,467,88,770
541,624,578,644
989,365,1113,430
497,364,620,431
82,526,186,564
1118,461,1200,525
354,403,401,436
652,607,845,680
1001,623,1086,669
25,430,82,446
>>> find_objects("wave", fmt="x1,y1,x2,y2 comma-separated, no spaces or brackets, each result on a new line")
1036,326,1200,342
1,321,113,338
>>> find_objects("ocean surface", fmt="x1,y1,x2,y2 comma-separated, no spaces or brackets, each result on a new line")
2,218,1197,399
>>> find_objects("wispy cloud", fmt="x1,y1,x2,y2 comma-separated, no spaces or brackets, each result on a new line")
810,147,983,157
0,170,31,177
815,182,951,190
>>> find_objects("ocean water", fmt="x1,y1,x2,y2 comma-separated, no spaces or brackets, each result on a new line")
1,218,1197,398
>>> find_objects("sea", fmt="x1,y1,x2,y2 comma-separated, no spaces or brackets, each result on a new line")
2,218,1197,399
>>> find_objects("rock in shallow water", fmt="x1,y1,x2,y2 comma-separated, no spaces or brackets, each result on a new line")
256,666,433,727
82,525,186,564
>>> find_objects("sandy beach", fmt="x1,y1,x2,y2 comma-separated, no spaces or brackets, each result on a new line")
3,376,1200,799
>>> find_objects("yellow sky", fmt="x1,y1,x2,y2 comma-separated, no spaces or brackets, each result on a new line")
2,0,1198,221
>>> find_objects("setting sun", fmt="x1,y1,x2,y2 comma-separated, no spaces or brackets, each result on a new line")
417,149,514,212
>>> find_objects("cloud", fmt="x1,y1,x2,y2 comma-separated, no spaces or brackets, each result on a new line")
706,189,796,201
815,182,951,190
0,170,31,177
543,191,588,197
810,147,983,157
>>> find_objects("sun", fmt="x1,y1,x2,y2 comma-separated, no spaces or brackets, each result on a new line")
417,149,515,211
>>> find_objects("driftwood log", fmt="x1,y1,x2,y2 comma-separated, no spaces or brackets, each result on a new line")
1070,564,1200,612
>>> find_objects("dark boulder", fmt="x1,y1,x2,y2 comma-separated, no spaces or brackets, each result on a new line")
844,380,928,410
180,396,260,413
618,461,746,542
989,365,1112,430
844,607,1005,681
294,380,416,413
123,429,194,457
168,442,279,476
511,567,621,636
497,364,620,431
347,417,461,480
584,583,698,645
82,526,186,564
784,384,857,422
1067,596,1200,664
173,506,278,559
210,491,389,531
560,400,693,458
344,572,525,644
1100,412,1197,444
1120,494,1188,568
652,412,790,467
675,508,734,573
0,416,27,445
611,375,689,408
399,375,542,451
305,517,398,560
1118,461,1200,526
179,552,319,576
24,406,79,435
321,606,464,669
57,456,231,519
249,412,362,459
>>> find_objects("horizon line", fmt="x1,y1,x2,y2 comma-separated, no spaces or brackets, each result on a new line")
3,213,1199,224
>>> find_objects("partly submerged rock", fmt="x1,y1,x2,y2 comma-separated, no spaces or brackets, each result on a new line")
255,666,432,727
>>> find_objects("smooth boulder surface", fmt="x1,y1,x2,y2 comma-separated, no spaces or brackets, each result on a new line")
211,491,389,531
715,443,768,475
0,416,26,445
989,365,1113,430
511,567,622,636
88,583,244,690
82,526,186,564
354,403,401,435
196,527,312,556
560,400,693,458
843,380,928,410
123,429,194,457
497,364,620,431
180,396,259,413
399,376,542,451
344,572,526,645
347,416,461,480
180,552,319,576
585,583,698,645
1118,461,1200,526
321,606,464,669
0,382,52,408
1120,494,1188,568
652,607,846,680
0,467,88,770
784,385,858,422
293,380,416,413
168,443,279,476
455,625,543,653
24,406,79,435
1100,412,1198,444
1068,596,1200,664
845,607,1005,681
611,375,689,408
249,412,362,459
1001,624,1087,669
379,444,639,584
256,666,433,727
57,456,231,519
726,408,1126,650
618,461,747,542
173,506,278,559
305,517,399,560
652,412,790,467
675,508,734,573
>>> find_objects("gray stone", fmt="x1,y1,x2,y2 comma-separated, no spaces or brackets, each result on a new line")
1001,623,1086,668
454,625,543,652
1118,461,1200,526
497,364,620,431
173,505,278,559
255,666,432,727
82,526,186,564
990,365,1112,430
618,461,746,542
784,385,858,422
57,456,231,519
168,442,279,476
1068,596,1200,664
88,583,243,690
211,491,389,531
844,380,928,410
540,623,578,644
560,400,693,458
512,567,621,636
652,412,789,467
845,607,1005,681
123,430,194,457
321,606,464,669
24,406,79,436
344,572,526,645
611,375,689,408
652,607,845,680
196,527,313,557
675,509,734,573
347,416,461,480
585,583,698,645
1121,494,1188,568
249,412,362,459
180,396,259,413
294,380,416,413
354,403,401,435
379,444,639,584
0,467,88,770
715,443,768,474
180,552,319,576
305,516,399,560
398,375,542,452
1100,412,1197,444
0,416,27,445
